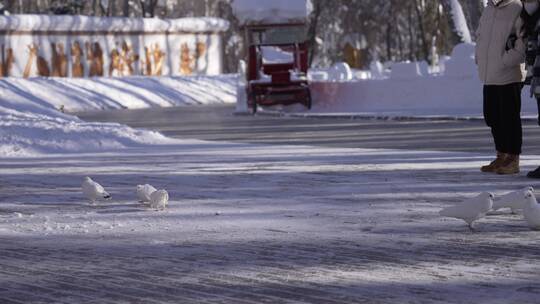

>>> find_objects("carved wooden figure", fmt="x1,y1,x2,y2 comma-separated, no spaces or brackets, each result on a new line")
23,44,36,78
6,48,14,76
86,41,104,77
24,44,50,78
179,43,193,75
71,41,84,77
110,49,121,77
0,44,14,77
152,43,165,76
143,46,152,76
51,42,60,77
120,41,139,76
195,42,206,59
51,42,68,77
194,42,207,72
58,43,68,77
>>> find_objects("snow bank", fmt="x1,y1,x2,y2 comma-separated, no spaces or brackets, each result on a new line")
390,62,425,79
370,61,387,79
327,62,353,82
298,42,535,117
309,74,537,117
0,75,236,157
0,107,175,157
444,43,476,77
0,15,229,32
0,75,237,112
232,0,311,25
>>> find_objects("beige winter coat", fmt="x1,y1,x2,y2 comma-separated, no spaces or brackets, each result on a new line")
475,0,526,85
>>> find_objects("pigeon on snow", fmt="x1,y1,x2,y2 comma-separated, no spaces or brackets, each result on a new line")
523,190,540,230
150,189,169,210
136,184,157,203
493,186,534,214
82,177,111,204
439,192,494,231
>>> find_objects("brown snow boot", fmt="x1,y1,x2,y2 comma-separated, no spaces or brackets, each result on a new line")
481,152,506,173
496,154,520,175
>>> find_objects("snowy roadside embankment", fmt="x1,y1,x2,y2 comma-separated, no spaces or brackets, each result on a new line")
0,107,177,157
293,43,537,118
0,75,237,157
309,75,538,118
0,75,237,112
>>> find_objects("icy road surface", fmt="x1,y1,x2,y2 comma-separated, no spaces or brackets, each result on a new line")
2,107,540,303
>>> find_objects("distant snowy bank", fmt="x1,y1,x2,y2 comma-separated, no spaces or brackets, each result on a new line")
0,75,236,157
1,74,237,113
254,43,537,117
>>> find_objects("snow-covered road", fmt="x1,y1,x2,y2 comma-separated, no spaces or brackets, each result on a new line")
2,138,540,303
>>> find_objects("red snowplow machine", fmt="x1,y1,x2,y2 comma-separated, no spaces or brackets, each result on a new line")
244,23,311,113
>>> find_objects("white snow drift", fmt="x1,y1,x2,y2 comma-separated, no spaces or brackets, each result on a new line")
0,74,236,157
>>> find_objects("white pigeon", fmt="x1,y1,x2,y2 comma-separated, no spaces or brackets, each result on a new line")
82,177,111,204
523,190,540,230
136,184,157,203
493,186,534,214
439,192,494,231
150,189,169,210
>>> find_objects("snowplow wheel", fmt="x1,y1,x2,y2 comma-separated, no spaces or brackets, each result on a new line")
305,88,312,110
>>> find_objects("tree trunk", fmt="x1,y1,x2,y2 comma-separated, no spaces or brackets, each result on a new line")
468,0,483,38
440,0,472,44
138,0,146,17
413,0,430,62
386,23,392,61
307,0,323,67
4,0,15,12
108,0,116,16
122,0,129,17
139,0,158,17
408,6,416,61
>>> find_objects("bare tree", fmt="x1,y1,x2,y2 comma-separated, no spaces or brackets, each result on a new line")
139,0,158,17
440,0,472,44
306,0,325,66
122,0,129,16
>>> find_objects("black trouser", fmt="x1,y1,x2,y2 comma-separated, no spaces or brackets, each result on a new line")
537,98,540,125
483,83,522,155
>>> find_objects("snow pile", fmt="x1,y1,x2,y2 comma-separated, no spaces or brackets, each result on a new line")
444,43,476,78
261,47,294,64
370,61,387,79
301,42,536,117
327,62,353,82
232,0,311,25
0,107,175,157
0,14,229,32
0,75,237,113
390,62,425,79
0,74,238,157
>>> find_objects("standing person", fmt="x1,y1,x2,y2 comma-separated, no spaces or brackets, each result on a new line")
522,0,540,178
476,0,526,175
